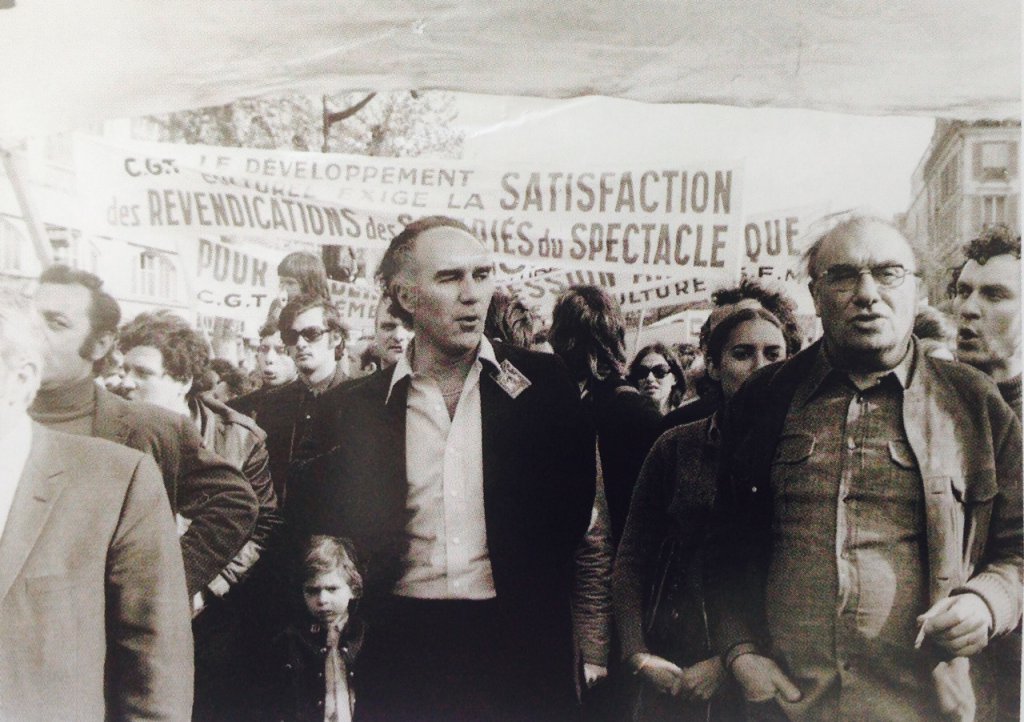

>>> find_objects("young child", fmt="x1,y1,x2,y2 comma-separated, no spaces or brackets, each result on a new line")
260,535,364,722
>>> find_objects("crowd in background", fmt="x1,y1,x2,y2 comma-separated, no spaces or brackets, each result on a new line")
0,217,1020,722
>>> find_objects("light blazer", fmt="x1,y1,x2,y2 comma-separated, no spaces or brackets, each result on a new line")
0,424,194,721
289,342,597,697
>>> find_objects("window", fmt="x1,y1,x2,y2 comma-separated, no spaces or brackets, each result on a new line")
982,195,1007,227
47,226,78,266
979,142,1010,180
132,250,178,300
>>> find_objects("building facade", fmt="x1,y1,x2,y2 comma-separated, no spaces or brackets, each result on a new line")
903,119,1020,302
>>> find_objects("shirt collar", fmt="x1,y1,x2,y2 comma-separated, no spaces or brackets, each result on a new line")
795,338,916,408
304,364,345,397
386,336,499,405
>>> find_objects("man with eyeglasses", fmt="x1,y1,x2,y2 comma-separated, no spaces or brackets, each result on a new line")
704,216,1022,721
243,294,349,506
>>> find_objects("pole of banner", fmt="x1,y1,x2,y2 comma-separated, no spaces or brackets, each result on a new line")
0,144,53,267
632,304,648,358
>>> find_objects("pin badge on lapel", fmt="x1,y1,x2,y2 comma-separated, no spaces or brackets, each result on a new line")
493,359,531,399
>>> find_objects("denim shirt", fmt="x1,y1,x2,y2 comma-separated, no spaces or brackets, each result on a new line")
705,339,1023,720
767,349,936,719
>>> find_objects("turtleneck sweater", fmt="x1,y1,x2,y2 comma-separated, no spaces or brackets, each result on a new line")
29,376,97,436
997,374,1022,421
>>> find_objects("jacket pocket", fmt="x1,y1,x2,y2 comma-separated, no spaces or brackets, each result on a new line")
923,475,966,587
773,434,815,465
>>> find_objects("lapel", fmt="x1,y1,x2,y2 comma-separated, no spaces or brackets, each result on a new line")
479,345,518,525
92,385,134,446
378,368,410,508
0,425,67,604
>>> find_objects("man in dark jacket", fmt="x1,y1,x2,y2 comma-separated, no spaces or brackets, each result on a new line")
30,265,257,601
704,217,1022,721
290,215,596,721
232,295,349,505
950,225,1022,722
118,309,282,721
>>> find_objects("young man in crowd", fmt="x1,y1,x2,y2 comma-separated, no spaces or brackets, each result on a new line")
117,308,281,721
951,225,1022,722
952,225,1021,417
0,291,193,720
359,297,413,374
290,215,596,721
253,294,350,503
705,217,1022,721
29,265,257,601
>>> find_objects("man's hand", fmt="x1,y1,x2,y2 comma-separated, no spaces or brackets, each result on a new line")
731,653,802,703
916,594,993,657
630,653,685,696
582,662,607,688
678,656,726,701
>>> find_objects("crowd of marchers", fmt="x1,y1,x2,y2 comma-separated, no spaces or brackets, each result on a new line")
0,216,1019,722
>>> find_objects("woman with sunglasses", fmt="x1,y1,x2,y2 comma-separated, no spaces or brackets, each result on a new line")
628,343,686,416
612,306,789,722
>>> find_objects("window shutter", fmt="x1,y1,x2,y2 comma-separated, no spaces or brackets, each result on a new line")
1009,142,1018,178
1008,194,1019,232
972,143,984,180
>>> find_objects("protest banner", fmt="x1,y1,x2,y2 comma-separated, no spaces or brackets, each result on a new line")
740,204,829,313
74,135,746,280
179,236,379,332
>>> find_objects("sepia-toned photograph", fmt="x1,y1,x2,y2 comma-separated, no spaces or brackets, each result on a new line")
0,3,1019,720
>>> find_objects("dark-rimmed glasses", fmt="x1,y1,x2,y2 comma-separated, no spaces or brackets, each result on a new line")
816,264,918,293
630,364,671,382
281,326,330,346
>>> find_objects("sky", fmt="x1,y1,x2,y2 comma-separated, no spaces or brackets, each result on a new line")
456,92,935,220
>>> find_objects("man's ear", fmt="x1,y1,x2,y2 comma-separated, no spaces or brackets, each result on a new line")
87,331,116,363
394,283,417,320
808,280,823,318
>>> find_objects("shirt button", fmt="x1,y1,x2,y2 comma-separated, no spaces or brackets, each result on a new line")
843,661,853,672
452,536,461,545
847,437,856,449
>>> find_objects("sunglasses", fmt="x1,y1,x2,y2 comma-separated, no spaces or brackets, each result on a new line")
630,364,671,382
281,326,331,346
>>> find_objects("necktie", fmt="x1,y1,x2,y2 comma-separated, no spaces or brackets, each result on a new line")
324,620,352,722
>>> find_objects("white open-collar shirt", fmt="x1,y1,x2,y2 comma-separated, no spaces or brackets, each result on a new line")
387,338,498,600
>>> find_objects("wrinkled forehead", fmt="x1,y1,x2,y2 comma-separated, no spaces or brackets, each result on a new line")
814,222,916,273
409,226,491,275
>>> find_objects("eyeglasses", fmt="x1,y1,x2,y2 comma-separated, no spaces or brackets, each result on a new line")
281,326,330,346
630,364,671,382
816,264,918,293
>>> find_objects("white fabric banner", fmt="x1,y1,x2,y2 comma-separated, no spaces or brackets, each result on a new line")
74,135,746,280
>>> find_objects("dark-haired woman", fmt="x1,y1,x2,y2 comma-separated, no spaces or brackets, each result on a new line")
613,306,788,722
628,343,686,416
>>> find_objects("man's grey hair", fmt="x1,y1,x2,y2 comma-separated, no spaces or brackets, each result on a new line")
801,213,921,279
